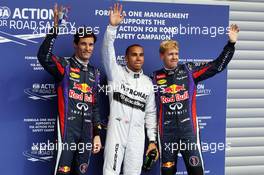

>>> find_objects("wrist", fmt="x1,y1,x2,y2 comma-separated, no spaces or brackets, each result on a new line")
110,23,118,27
93,124,102,136
149,141,157,145
227,40,236,47
108,24,119,29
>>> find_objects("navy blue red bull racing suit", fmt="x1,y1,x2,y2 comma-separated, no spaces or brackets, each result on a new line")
153,41,235,175
37,29,101,175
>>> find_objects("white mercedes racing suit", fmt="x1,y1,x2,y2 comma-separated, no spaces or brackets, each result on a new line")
102,25,157,175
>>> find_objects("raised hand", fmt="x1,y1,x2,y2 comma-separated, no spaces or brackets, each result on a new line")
53,3,67,28
229,24,239,43
109,3,126,26
54,3,59,27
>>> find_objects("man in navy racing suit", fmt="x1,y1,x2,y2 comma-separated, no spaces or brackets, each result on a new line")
153,24,239,175
37,4,102,175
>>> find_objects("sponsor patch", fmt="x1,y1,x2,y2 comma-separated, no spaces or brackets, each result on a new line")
70,67,80,73
58,166,71,173
70,72,80,79
163,84,185,94
73,83,92,93
79,163,88,174
113,144,119,171
157,79,167,85
189,156,200,167
113,92,146,112
156,74,166,79
69,77,80,82
89,78,95,82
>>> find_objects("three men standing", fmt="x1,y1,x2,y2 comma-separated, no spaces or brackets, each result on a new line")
38,3,239,175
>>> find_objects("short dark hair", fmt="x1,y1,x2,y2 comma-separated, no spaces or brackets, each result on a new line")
125,44,143,56
74,27,97,44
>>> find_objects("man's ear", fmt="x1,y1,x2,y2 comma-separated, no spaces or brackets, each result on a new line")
73,42,77,49
160,53,164,60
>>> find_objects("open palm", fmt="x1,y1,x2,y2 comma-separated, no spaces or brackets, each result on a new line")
53,3,65,27
109,3,125,26
229,24,239,43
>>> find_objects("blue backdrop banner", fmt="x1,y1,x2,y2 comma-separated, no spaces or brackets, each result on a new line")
0,0,229,175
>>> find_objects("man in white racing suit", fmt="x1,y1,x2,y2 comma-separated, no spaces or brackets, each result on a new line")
102,3,158,175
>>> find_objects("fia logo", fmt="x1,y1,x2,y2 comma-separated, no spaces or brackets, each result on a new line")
0,6,11,19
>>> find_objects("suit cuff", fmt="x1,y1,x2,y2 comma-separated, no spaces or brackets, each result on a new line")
107,25,118,35
149,140,157,145
93,124,102,136
227,41,235,47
